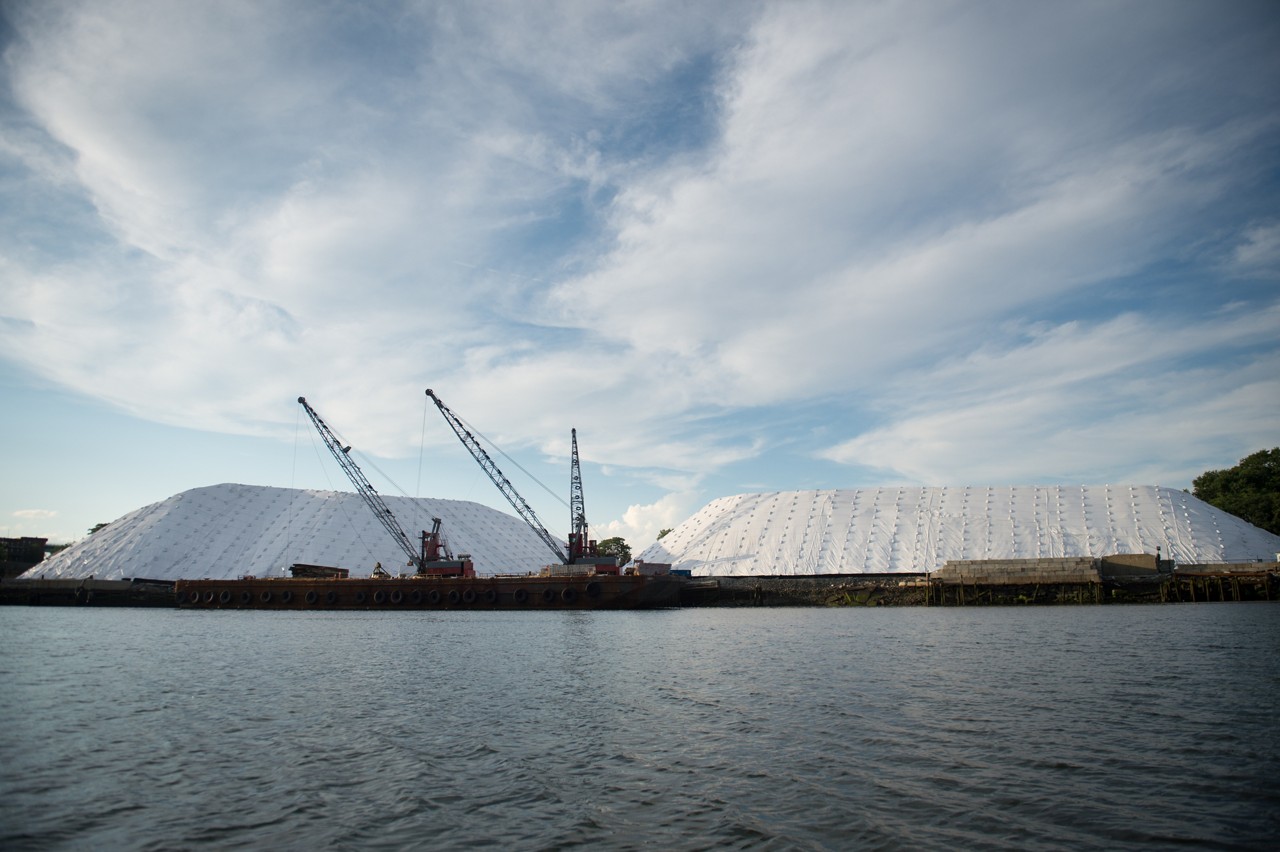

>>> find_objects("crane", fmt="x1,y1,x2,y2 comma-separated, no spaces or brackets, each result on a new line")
424,389,623,572
425,389,569,565
566,427,620,572
298,396,470,576
568,427,595,562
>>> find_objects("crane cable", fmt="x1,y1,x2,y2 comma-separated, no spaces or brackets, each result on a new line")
452,412,570,511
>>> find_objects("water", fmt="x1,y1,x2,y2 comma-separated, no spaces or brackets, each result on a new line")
1,605,1277,850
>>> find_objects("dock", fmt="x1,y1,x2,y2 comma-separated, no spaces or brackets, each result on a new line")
680,556,1279,606
3,557,1277,608
0,577,176,607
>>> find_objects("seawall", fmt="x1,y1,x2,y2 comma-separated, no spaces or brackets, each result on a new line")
682,557,1279,606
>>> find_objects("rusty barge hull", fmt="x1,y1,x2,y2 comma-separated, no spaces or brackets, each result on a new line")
176,574,681,611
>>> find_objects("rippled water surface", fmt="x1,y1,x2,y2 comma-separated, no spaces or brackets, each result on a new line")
2,604,1277,850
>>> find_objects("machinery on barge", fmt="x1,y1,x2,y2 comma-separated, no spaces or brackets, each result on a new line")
177,393,680,610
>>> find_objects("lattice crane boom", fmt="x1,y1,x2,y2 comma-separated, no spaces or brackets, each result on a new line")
569,427,589,561
425,389,569,564
298,396,422,571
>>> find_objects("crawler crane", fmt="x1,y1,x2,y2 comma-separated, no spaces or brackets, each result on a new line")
298,396,473,577
425,389,620,572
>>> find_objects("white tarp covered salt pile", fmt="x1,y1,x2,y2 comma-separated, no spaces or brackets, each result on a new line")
21,483,560,581
637,486,1280,576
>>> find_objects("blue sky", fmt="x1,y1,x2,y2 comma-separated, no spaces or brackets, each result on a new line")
2,0,1278,547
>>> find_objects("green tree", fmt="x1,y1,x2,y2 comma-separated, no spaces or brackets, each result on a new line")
596,536,631,565
657,528,673,540
1192,448,1280,536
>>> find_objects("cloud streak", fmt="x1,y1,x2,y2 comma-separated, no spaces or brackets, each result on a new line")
822,304,1280,485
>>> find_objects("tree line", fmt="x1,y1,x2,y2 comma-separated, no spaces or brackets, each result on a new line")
1193,447,1279,536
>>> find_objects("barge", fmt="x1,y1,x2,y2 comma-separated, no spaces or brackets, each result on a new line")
176,571,683,610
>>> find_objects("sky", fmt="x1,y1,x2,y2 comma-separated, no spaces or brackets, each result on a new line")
2,0,1278,549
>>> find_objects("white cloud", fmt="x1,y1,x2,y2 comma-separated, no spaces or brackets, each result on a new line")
820,305,1280,485
1233,222,1280,275
0,1,754,445
592,491,701,551
548,9,1262,409
2,509,64,541
13,509,58,519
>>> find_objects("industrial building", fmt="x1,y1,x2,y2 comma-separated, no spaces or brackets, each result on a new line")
635,486,1280,576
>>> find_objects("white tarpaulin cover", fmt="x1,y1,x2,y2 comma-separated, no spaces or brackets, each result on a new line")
636,486,1280,576
20,483,561,581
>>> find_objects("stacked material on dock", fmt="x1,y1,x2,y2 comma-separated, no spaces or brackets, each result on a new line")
1176,561,1279,576
932,557,1101,585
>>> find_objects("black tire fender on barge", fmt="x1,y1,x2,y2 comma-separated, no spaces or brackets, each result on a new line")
429,589,442,605
260,590,272,604
542,588,556,604
219,590,232,605
326,590,338,605
390,590,403,604
585,582,601,599
305,590,318,605
514,588,529,604
373,590,387,605
561,587,577,604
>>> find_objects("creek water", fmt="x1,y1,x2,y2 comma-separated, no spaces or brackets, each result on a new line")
1,604,1276,850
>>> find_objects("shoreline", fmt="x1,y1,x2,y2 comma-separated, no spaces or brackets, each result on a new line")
2,559,1276,608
